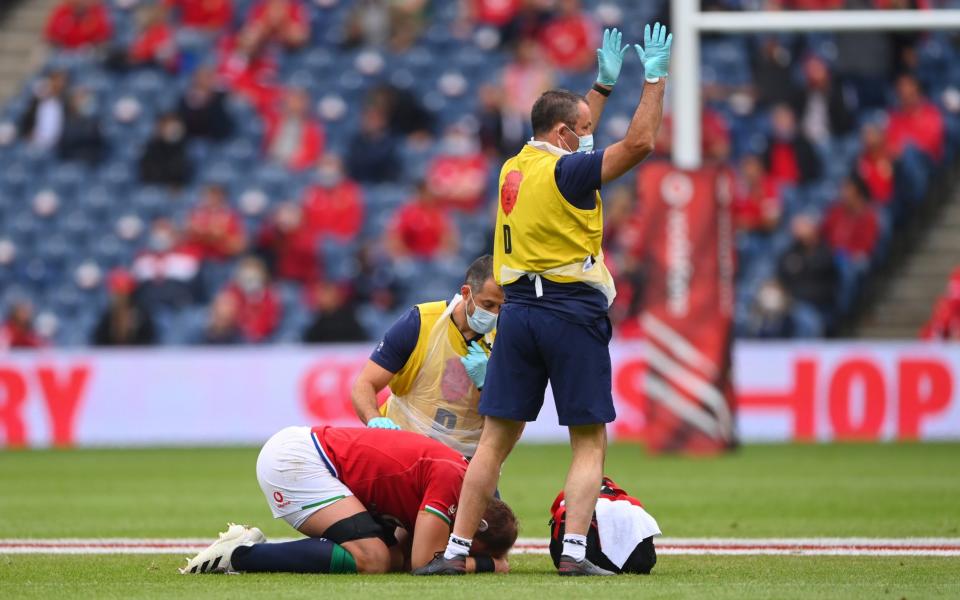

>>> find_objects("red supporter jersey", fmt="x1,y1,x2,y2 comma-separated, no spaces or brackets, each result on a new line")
312,427,467,532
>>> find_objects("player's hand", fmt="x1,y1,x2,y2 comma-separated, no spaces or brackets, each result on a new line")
634,22,673,82
596,27,629,87
494,556,510,574
367,416,401,430
460,341,488,389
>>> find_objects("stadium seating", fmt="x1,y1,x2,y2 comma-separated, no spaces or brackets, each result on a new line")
1,0,959,345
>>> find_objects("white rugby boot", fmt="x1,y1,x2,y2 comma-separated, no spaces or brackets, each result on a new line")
179,523,266,574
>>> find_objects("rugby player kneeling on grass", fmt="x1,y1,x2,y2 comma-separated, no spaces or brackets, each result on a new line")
180,426,517,575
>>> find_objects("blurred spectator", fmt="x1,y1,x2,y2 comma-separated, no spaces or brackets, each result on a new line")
221,257,282,343
834,26,893,110
302,281,367,343
777,214,839,337
19,71,68,152
503,38,554,126
131,218,203,309
367,84,434,139
199,292,243,344
139,113,192,187
498,0,554,48
185,184,247,260
795,55,855,146
822,175,880,264
856,122,894,205
353,242,401,311
822,175,879,316
426,126,489,212
256,202,321,284
0,301,43,349
107,3,178,72
466,0,521,29
58,86,105,165
342,0,391,47
477,83,514,158
177,66,234,141
91,269,156,346
216,33,281,112
539,0,595,71
885,73,945,163
387,182,458,259
610,254,646,339
652,108,731,163
164,0,233,31
602,185,641,258
751,36,801,109
732,154,781,234
343,0,427,52
45,0,112,50
264,88,324,171
744,280,794,339
346,104,401,183
303,155,365,241
921,268,960,340
240,0,310,51
763,104,822,188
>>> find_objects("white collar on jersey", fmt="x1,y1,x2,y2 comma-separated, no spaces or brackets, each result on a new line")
527,138,570,157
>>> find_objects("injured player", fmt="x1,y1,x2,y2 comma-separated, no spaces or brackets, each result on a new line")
180,426,518,575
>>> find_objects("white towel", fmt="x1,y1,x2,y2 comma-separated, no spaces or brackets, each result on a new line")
594,498,662,569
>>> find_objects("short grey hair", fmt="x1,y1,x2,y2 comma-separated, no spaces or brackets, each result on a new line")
464,254,494,291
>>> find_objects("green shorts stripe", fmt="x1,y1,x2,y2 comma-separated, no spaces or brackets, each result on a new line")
301,495,346,510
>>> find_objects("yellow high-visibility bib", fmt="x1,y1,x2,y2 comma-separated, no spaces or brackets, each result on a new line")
381,295,493,457
493,143,616,306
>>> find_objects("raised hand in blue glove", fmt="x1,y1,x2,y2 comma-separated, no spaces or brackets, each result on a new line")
596,27,629,87
367,416,401,430
460,341,488,389
634,22,673,82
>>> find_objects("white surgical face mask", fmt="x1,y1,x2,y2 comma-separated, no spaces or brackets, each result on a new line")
466,294,497,334
561,125,594,153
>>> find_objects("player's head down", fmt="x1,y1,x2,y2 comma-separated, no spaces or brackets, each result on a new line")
471,498,518,558
531,89,593,153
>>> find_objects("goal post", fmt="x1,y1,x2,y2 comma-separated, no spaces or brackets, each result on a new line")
669,2,960,169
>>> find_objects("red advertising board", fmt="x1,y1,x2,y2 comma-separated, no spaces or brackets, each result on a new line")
1,343,957,448
634,161,737,453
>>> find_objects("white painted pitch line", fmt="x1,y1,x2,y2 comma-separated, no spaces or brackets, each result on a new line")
2,538,960,556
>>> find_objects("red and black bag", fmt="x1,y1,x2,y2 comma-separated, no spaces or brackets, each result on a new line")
548,476,657,574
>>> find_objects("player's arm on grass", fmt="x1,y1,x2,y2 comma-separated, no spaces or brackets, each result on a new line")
410,510,508,573
585,27,628,132
600,22,672,184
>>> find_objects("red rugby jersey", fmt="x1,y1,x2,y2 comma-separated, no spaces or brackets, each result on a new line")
311,427,466,532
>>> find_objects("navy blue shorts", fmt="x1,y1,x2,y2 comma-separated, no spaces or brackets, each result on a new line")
479,303,615,426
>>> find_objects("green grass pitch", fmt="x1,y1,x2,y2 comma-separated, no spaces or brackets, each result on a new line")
1,442,959,598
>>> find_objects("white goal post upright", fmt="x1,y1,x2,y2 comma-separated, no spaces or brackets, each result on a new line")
669,2,960,169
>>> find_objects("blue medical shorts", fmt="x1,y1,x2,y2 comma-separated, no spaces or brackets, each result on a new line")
479,303,615,426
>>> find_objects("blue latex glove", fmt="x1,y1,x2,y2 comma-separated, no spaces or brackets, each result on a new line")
460,341,488,389
367,416,401,430
634,22,673,82
596,27,629,87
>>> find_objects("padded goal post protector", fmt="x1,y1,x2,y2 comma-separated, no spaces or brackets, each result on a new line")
633,161,737,454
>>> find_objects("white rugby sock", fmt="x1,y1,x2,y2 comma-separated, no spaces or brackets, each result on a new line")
562,534,588,562
443,534,472,560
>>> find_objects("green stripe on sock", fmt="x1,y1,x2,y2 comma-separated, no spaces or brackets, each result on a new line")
301,495,345,510
330,543,358,574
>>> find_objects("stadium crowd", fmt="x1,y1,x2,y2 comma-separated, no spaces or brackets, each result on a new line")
0,0,959,348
